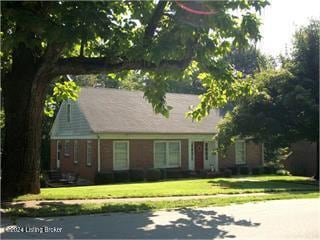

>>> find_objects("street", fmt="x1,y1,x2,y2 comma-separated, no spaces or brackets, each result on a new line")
1,198,320,239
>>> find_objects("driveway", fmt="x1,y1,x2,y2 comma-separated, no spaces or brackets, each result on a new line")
1,198,319,239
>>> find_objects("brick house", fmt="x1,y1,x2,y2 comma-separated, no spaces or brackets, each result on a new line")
50,87,264,182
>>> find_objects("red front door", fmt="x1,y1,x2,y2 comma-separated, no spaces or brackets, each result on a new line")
195,142,204,170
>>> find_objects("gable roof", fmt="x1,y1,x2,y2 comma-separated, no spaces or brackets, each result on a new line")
75,87,223,134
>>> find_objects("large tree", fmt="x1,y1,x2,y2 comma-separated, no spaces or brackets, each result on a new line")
214,20,319,179
1,1,268,198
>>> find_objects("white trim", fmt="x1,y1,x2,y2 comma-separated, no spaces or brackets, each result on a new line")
51,133,216,141
235,140,246,165
153,140,181,168
188,140,195,170
113,141,130,170
97,136,101,172
99,133,215,140
51,135,97,140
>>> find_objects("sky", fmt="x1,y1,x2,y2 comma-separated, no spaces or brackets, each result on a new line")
258,0,320,57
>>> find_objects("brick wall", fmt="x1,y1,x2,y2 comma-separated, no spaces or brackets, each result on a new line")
219,141,262,169
50,139,97,182
50,138,262,182
99,139,189,171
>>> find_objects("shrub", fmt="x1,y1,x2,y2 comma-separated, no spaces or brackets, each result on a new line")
113,171,130,183
207,171,223,178
145,169,161,181
159,169,167,180
40,173,48,188
130,169,145,182
276,169,291,176
95,172,114,185
263,166,276,174
222,169,232,178
197,170,208,178
181,170,192,178
166,169,184,179
239,166,249,175
228,167,238,175
251,167,263,175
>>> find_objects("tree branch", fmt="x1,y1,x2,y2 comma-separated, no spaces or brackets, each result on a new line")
143,1,168,47
53,57,192,76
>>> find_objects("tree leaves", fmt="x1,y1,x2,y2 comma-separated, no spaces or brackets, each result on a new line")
44,80,80,117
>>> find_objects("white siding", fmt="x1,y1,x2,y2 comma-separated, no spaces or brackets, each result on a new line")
50,100,92,138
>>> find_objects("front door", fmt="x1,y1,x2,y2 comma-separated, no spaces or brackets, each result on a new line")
195,142,204,170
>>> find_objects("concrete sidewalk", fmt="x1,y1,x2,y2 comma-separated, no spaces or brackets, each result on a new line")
1,198,320,239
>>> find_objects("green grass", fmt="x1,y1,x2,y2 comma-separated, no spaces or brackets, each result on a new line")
14,175,319,201
5,192,320,217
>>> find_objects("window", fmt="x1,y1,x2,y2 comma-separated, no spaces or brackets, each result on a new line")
235,140,246,164
86,140,92,166
67,104,71,122
113,141,129,170
154,141,181,168
64,140,70,156
154,142,166,168
204,142,209,161
74,140,79,164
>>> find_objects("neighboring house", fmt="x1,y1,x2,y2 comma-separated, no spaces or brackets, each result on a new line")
50,87,264,182
285,141,317,177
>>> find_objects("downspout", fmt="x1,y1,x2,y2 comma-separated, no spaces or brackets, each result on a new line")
97,135,101,173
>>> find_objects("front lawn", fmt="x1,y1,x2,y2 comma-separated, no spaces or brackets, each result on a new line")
5,192,320,217
14,175,318,201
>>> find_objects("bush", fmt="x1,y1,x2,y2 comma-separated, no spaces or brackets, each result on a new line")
276,169,291,176
228,167,238,175
40,173,48,188
95,172,114,185
130,169,145,182
181,170,192,178
222,169,232,178
113,171,130,183
239,166,249,175
145,169,161,181
166,169,184,179
207,171,223,178
263,166,276,174
197,170,208,178
252,167,263,175
159,169,167,180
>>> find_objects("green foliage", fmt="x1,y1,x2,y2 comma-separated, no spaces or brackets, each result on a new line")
225,47,276,76
0,110,5,129
44,80,80,117
2,1,269,116
214,20,319,158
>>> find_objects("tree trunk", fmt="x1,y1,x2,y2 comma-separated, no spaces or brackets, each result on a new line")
1,44,52,200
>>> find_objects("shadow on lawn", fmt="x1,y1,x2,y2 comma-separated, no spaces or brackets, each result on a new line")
209,179,319,192
1,204,260,239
